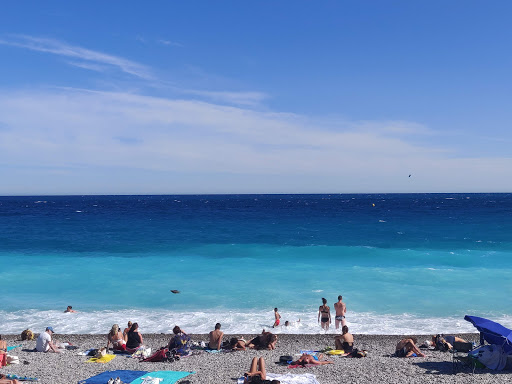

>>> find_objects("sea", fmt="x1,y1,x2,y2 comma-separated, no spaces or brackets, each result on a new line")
1,193,511,335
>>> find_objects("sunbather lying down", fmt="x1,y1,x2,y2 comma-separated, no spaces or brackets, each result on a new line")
290,353,334,366
243,357,280,384
431,334,467,351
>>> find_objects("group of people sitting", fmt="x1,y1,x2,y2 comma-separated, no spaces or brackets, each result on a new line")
106,321,144,353
208,323,278,351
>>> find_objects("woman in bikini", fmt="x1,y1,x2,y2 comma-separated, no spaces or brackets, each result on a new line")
318,298,331,331
106,324,126,351
229,337,247,351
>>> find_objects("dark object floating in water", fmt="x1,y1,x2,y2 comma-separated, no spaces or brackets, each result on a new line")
170,290,180,294
408,174,412,177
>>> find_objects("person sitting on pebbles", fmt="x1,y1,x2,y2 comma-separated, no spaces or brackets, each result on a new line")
395,337,426,357
35,327,61,353
334,325,354,355
106,324,126,351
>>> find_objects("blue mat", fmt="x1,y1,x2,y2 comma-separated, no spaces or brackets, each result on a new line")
130,371,194,384
78,370,148,384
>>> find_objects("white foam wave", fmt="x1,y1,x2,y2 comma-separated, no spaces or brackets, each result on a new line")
2,309,510,335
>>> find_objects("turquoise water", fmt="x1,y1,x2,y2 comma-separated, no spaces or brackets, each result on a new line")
0,194,511,334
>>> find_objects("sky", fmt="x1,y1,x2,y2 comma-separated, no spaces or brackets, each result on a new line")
1,0,512,195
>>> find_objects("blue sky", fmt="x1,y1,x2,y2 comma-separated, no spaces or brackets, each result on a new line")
1,1,511,194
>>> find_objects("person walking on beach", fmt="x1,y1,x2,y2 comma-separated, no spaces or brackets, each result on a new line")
208,323,224,350
318,298,331,331
334,295,346,329
35,327,60,353
273,308,281,328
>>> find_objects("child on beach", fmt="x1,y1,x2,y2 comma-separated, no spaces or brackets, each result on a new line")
273,308,281,328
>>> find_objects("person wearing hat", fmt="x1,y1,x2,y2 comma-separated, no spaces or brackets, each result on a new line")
35,327,60,353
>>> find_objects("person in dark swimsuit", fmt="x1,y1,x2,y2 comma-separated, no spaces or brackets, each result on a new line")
243,357,280,384
334,325,354,355
126,322,143,351
247,330,277,350
318,298,331,331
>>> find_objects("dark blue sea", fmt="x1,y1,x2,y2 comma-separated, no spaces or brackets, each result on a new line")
1,193,511,334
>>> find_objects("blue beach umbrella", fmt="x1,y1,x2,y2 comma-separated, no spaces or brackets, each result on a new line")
464,315,512,354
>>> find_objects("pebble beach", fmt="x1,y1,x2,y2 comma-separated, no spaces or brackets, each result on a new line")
2,332,511,384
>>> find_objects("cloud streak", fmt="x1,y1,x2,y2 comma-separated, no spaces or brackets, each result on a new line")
1,87,510,194
0,35,152,79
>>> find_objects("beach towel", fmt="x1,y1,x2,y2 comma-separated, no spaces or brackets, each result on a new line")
78,370,148,384
129,371,194,384
204,348,226,353
6,345,22,352
288,364,316,369
86,354,116,363
3,374,39,382
237,373,319,384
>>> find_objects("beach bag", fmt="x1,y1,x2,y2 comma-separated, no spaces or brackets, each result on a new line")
21,329,34,341
279,355,293,364
142,348,168,362
94,348,107,358
434,334,450,352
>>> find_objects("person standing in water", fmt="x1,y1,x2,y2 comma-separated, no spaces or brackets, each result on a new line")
334,295,346,329
318,298,331,331
273,308,281,328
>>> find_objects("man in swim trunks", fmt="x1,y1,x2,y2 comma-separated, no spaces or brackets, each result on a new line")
208,323,224,350
334,295,346,329
273,308,281,328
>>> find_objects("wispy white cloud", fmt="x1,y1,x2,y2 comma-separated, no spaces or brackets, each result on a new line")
65,61,108,73
158,39,182,47
0,35,152,80
1,87,510,195
181,89,268,107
